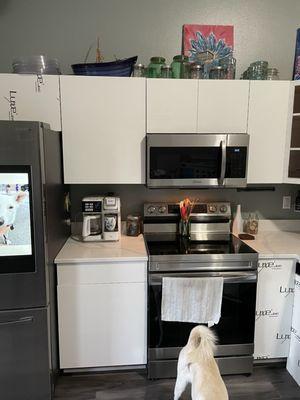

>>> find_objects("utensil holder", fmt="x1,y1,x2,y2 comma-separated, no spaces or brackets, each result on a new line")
179,219,190,238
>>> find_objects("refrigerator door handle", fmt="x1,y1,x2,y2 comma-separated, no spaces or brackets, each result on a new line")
0,316,33,327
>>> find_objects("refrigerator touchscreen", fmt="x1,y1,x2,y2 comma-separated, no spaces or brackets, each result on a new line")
0,172,32,256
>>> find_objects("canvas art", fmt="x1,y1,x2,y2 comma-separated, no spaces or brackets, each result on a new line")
293,28,300,80
183,24,234,65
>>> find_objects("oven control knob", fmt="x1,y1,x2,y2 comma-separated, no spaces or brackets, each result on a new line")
158,206,167,214
220,205,228,213
208,204,217,213
147,206,156,214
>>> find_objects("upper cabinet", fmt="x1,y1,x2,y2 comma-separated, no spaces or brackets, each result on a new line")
146,79,249,134
197,80,249,133
0,73,61,131
247,81,291,184
284,82,300,184
147,79,198,133
60,76,146,184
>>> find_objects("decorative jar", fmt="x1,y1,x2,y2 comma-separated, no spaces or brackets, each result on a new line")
147,57,166,78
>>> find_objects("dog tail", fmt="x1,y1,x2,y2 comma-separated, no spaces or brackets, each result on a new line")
186,325,217,363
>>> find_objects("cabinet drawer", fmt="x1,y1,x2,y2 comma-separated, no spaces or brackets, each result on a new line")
57,262,147,285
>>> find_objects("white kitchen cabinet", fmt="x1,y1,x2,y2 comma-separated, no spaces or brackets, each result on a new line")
247,81,291,184
146,79,249,134
0,73,61,131
147,79,198,133
197,80,249,133
60,76,146,184
57,261,147,369
287,268,300,385
254,258,296,360
283,81,300,184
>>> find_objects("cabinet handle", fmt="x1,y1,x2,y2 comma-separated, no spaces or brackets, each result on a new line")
0,316,33,327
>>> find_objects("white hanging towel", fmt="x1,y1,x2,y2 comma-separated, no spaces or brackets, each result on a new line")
161,277,224,327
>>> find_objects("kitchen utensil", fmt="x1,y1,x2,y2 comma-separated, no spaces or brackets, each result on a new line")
104,215,117,232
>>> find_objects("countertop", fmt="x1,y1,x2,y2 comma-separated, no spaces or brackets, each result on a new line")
243,230,300,260
55,234,148,264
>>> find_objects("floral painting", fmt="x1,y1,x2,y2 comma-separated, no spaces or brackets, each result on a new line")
293,28,300,80
183,24,234,65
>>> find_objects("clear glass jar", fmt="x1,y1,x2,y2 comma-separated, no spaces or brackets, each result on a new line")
171,55,189,79
209,66,227,79
190,63,204,79
244,214,259,235
161,65,173,79
126,215,141,236
132,63,146,77
250,61,268,80
226,57,236,79
147,57,166,78
266,68,279,80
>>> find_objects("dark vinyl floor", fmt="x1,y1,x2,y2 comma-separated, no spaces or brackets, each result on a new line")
54,364,300,400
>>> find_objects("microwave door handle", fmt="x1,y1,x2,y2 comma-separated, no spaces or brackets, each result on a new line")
219,140,227,186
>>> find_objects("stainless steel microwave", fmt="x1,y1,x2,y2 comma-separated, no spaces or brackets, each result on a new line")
146,134,249,188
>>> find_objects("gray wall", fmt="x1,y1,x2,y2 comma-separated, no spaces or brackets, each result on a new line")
70,184,300,221
0,0,300,78
2,1,300,221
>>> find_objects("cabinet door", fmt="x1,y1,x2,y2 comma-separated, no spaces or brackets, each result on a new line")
147,79,198,133
247,81,291,184
57,282,147,369
0,73,61,131
60,76,146,184
197,80,249,133
287,271,300,385
254,259,295,360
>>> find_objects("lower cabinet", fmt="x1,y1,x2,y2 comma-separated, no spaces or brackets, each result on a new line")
287,267,300,384
57,261,147,369
254,258,296,360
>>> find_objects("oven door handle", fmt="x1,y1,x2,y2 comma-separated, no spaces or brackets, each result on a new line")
149,272,257,285
219,139,227,186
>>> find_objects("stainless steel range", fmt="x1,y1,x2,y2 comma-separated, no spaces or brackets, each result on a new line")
144,202,258,379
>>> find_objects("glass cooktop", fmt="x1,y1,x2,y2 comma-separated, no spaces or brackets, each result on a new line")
145,234,257,256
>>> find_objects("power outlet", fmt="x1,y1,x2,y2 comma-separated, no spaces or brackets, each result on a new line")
282,196,291,209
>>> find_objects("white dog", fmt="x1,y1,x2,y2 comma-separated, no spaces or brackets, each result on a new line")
174,325,229,400
0,192,26,244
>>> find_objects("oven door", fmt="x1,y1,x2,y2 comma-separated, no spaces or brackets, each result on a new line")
148,271,257,360
147,134,227,188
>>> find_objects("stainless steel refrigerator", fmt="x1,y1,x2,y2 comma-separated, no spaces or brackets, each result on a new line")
0,121,69,399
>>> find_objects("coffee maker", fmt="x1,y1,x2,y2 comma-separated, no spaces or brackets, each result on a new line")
82,196,121,241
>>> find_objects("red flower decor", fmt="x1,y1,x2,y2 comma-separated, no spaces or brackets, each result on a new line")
179,198,194,221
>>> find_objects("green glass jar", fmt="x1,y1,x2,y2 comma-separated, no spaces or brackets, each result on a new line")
147,57,166,78
171,55,189,79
